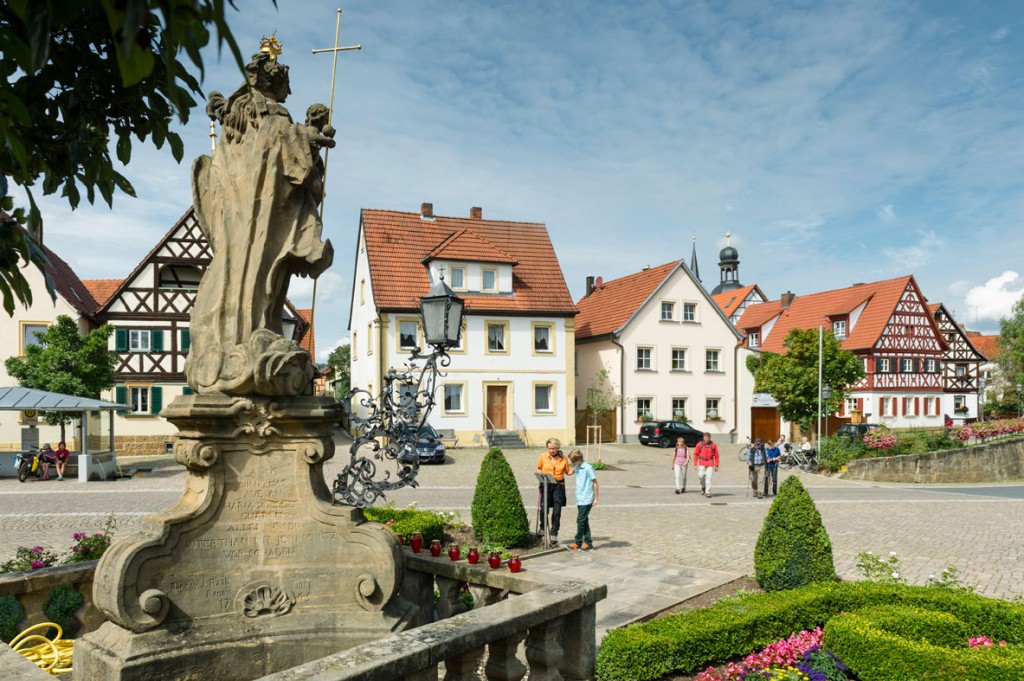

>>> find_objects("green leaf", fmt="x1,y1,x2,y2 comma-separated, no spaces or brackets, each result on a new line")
167,132,184,162
21,1,52,72
116,133,132,165
116,43,156,87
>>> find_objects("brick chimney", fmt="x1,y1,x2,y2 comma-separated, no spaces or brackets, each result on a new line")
780,291,795,309
420,202,433,219
470,206,482,220
585,275,595,296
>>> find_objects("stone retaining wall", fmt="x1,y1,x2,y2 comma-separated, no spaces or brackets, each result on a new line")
842,437,1024,483
113,435,169,457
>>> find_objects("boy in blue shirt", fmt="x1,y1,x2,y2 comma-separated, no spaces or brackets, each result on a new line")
567,450,598,551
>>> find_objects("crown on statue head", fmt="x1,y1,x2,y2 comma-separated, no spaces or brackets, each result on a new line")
260,33,283,60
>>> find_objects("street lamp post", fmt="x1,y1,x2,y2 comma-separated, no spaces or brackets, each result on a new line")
979,378,986,422
1017,383,1023,420
334,275,465,508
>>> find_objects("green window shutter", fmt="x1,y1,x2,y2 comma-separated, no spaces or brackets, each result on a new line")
150,386,163,415
115,386,127,411
151,330,164,352
182,386,193,396
181,329,191,352
115,329,128,352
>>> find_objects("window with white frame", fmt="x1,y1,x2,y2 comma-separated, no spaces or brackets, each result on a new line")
748,332,759,349
705,398,721,420
705,349,720,372
533,324,553,353
901,358,914,373
486,322,508,353
534,384,554,413
924,397,935,416
832,320,847,339
846,397,858,414
880,396,896,416
671,348,687,371
672,398,687,420
955,363,967,377
904,397,917,416
130,386,149,415
683,302,697,322
443,384,464,413
925,358,937,373
636,347,652,370
661,301,675,321
449,266,466,290
954,395,967,412
878,358,890,373
398,320,419,350
129,329,151,352
635,398,652,421
482,269,497,292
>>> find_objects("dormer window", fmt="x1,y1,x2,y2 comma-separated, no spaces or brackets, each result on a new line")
482,269,497,292
748,331,760,349
449,267,466,290
159,265,202,290
832,319,847,339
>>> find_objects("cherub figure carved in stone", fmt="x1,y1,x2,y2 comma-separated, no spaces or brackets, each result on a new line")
188,44,334,396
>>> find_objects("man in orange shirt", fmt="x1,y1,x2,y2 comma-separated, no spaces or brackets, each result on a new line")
537,437,573,541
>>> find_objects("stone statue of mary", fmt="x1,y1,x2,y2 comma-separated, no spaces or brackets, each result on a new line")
187,46,335,396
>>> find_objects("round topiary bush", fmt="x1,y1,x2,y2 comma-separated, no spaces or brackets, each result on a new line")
471,447,531,547
754,475,837,591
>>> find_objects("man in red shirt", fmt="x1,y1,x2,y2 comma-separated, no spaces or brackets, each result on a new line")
693,432,720,498
536,437,573,541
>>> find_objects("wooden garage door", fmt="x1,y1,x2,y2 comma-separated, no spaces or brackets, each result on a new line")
751,407,780,442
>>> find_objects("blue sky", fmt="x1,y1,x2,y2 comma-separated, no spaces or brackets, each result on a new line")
30,0,1024,358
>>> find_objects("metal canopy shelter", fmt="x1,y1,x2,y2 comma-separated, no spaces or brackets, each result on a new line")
0,386,126,482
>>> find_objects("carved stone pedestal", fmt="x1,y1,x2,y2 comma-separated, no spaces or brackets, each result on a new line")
74,395,413,680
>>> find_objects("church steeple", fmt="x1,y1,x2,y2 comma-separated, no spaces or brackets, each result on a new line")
689,233,701,283
711,231,742,295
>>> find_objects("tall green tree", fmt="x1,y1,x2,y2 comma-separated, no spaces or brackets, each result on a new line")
746,328,865,432
5,315,116,441
326,344,351,399
997,294,1024,408
0,0,254,315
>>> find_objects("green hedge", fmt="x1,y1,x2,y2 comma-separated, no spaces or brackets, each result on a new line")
595,582,1024,681
471,447,531,547
826,604,1024,681
362,504,445,543
754,475,837,591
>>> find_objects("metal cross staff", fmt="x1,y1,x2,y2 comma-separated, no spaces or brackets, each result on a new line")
309,8,362,341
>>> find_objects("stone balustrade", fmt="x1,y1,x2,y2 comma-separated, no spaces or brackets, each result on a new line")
259,552,606,681
2,552,606,681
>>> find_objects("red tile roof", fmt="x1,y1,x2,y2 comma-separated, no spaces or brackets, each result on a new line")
360,209,575,315
82,279,123,309
712,283,766,319
40,243,101,316
422,229,517,265
575,261,680,340
968,332,1000,361
736,275,939,353
295,308,315,357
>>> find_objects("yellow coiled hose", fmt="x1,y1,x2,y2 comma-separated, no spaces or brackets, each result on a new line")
9,622,73,675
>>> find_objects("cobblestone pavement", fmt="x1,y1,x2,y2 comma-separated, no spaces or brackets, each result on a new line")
1,438,1021,636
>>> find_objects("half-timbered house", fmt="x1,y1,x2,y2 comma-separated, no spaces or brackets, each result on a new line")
929,303,985,423
84,208,310,455
736,275,948,433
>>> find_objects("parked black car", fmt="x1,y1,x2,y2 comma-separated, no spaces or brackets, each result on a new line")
397,424,447,464
638,420,703,448
834,423,878,439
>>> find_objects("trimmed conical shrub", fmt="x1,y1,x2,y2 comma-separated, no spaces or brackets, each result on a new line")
754,475,837,591
471,447,531,547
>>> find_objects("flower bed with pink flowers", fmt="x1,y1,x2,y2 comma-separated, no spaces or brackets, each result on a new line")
950,417,1024,443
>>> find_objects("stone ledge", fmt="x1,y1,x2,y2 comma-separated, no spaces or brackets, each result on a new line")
842,436,1024,483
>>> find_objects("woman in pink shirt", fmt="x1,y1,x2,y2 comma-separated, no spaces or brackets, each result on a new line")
672,436,689,494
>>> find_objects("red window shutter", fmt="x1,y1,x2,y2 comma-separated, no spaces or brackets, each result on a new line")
914,397,919,414
857,398,864,412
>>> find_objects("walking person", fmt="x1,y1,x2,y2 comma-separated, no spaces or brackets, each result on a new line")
693,432,720,498
567,450,598,551
747,438,767,499
536,438,572,542
764,439,781,497
671,436,689,494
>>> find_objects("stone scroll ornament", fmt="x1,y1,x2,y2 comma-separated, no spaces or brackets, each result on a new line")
187,36,334,396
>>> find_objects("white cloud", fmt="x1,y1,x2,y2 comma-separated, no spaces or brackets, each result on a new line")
317,333,351,364
992,27,1010,42
877,204,895,222
962,271,1024,322
947,280,971,297
883,230,946,269
287,271,346,308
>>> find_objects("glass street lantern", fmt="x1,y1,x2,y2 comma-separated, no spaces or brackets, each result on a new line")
420,275,465,349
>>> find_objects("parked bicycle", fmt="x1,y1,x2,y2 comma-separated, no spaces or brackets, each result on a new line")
780,444,818,471
737,436,752,462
